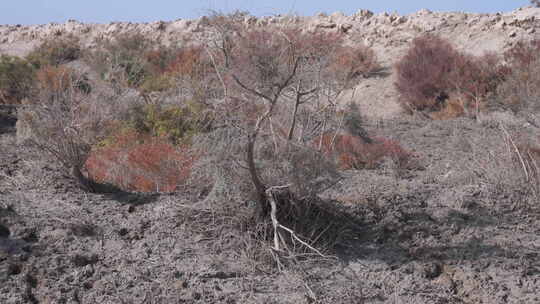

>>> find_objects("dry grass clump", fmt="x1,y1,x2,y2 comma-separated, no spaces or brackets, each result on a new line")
496,39,540,113
470,125,540,205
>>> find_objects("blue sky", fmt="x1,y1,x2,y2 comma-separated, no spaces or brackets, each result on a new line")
0,0,532,25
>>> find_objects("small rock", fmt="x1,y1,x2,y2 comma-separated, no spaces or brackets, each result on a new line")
340,23,353,33
118,228,129,237
316,21,337,29
175,280,188,289
191,291,201,300
7,263,21,276
357,9,373,18
424,262,443,279
0,223,10,238
71,253,98,267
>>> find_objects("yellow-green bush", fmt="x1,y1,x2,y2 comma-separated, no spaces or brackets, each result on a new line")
0,55,35,104
26,35,81,68
125,101,212,145
139,74,174,94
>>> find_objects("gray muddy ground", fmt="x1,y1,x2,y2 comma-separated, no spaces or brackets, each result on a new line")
1,106,540,303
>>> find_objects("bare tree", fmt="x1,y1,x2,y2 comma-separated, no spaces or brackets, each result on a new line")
204,15,379,218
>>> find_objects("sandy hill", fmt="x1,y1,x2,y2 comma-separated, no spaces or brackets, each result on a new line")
1,6,540,119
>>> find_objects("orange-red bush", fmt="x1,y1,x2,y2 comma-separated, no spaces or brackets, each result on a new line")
36,65,74,91
316,133,411,170
165,47,212,80
86,130,196,192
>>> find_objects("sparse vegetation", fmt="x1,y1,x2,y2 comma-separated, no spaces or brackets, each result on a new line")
497,39,540,113
26,35,81,68
86,129,196,192
3,8,540,304
0,55,35,104
18,65,116,191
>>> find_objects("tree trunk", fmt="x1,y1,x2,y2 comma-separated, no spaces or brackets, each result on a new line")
71,165,95,192
287,95,301,141
246,135,269,218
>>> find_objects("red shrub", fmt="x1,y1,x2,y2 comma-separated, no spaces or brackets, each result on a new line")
504,39,540,71
165,46,212,81
395,34,460,112
316,132,411,170
395,34,506,114
86,130,196,192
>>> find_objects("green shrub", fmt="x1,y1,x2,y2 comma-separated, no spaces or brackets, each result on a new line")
0,55,35,104
139,74,174,94
26,36,81,68
125,101,212,145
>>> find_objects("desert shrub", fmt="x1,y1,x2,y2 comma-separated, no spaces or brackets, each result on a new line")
0,55,35,104
85,33,153,88
326,44,380,87
164,46,219,101
189,127,350,263
86,129,196,192
138,74,174,94
18,66,117,191
395,34,459,112
395,34,506,115
316,132,411,170
35,65,91,94
175,17,377,267
26,36,81,68
496,39,540,113
471,127,540,204
131,101,212,144
520,142,540,198
86,35,216,103
343,102,371,142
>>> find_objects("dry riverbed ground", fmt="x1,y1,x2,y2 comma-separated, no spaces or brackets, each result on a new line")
1,105,539,303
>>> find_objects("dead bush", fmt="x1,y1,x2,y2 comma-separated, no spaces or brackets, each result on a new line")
18,67,117,191
469,125,539,204
181,14,377,267
395,34,505,115
497,39,540,113
188,127,356,269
